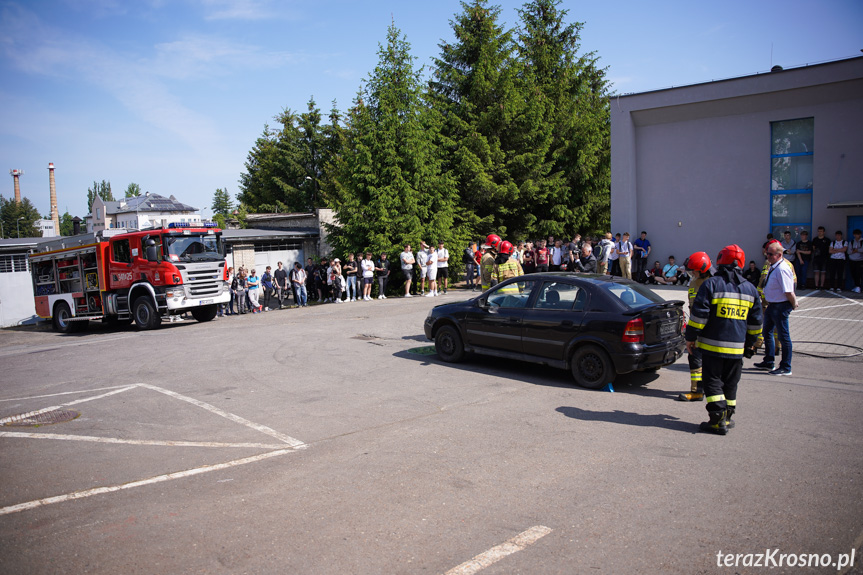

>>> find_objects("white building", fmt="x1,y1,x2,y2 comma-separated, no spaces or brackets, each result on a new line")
35,218,57,238
610,56,863,283
86,193,201,233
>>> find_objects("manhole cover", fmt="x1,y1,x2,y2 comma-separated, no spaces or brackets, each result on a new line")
407,346,437,356
1,409,80,427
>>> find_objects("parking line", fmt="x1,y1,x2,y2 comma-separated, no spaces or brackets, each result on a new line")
0,431,285,450
0,385,134,403
0,448,294,516
443,525,552,575
0,385,137,425
137,383,306,449
792,315,863,322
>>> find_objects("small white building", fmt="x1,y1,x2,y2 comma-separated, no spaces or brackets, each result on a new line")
34,218,57,238
86,193,201,233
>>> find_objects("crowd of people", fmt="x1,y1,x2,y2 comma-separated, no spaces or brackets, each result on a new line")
215,226,862,316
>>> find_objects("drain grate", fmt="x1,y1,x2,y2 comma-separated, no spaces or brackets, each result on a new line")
1,409,80,427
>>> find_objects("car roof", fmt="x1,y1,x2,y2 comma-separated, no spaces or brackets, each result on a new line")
517,272,637,286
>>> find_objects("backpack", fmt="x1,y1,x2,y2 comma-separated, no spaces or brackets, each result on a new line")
596,242,608,262
462,247,474,264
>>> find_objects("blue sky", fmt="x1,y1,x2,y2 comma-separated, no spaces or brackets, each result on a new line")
1,0,861,219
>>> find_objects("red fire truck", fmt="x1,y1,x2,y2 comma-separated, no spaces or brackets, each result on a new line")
30,223,231,332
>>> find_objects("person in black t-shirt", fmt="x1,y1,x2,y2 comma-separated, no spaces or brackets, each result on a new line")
794,231,812,289
811,226,831,290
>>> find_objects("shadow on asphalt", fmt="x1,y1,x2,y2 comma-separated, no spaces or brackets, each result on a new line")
396,344,688,397
555,406,701,434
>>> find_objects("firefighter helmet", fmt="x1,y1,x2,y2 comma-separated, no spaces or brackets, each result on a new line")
486,234,502,251
686,251,712,274
498,240,514,256
717,244,745,269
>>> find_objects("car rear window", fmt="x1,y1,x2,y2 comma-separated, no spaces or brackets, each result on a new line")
601,282,664,309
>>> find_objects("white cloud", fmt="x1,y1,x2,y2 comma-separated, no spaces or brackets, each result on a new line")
200,0,277,21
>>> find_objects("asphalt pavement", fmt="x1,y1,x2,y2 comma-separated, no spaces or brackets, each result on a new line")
0,285,861,574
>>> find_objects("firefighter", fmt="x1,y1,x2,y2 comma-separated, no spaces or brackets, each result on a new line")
678,251,712,402
480,243,498,291
684,244,763,435
495,241,524,291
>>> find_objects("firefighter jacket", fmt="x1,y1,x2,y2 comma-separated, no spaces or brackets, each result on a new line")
480,252,497,290
687,274,709,309
495,258,524,293
685,267,763,358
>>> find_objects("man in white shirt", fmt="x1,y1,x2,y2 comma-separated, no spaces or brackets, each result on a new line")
425,243,438,297
436,241,450,294
400,244,416,297
417,242,429,295
619,233,634,279
754,241,798,376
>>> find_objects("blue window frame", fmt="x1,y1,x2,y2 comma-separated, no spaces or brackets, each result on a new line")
770,118,813,239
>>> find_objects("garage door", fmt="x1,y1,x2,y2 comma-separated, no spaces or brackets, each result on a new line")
253,240,304,273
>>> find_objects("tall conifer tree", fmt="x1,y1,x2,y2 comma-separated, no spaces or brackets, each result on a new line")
429,0,552,239
516,0,611,236
328,22,459,257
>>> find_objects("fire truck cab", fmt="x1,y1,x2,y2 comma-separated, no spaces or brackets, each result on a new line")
30,223,230,332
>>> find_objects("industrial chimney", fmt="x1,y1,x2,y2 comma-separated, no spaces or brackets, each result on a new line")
48,163,60,234
9,169,23,203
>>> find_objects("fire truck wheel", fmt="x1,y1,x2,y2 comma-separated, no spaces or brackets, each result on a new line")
132,296,160,330
191,305,218,322
52,302,75,334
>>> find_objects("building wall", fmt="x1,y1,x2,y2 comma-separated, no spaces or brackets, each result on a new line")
0,255,37,327
611,58,863,271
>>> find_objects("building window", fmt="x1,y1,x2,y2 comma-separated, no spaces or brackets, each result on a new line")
0,254,29,273
771,118,813,239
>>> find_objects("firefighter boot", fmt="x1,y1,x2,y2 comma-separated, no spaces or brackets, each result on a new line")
725,406,736,429
677,370,704,401
700,410,728,435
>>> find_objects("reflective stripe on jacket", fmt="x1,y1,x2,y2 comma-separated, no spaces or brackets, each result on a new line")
685,268,763,358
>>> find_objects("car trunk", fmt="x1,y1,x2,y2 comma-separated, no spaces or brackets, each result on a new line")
637,301,685,345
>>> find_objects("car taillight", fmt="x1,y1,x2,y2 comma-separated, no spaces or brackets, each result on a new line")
622,317,644,343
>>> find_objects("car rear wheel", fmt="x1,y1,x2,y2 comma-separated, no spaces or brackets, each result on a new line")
435,325,465,363
571,344,614,389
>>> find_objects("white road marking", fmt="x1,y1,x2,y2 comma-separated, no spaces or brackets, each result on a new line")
835,291,863,306
0,385,134,403
137,383,306,449
0,431,285,450
792,315,863,322
0,386,137,425
797,302,859,312
0,448,294,516
443,525,553,575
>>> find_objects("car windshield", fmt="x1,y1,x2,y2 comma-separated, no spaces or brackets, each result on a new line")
602,282,664,309
164,233,223,262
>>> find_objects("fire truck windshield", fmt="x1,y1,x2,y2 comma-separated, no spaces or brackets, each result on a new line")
163,233,223,262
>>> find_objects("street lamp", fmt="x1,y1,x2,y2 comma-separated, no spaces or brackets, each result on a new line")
17,216,25,238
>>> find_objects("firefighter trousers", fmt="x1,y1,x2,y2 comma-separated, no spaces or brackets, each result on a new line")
702,354,742,414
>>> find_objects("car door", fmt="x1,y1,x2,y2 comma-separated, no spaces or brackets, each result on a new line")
521,280,589,361
463,278,538,354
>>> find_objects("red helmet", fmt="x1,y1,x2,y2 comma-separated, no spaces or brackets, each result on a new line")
717,244,745,269
686,251,712,274
486,234,502,251
498,240,514,256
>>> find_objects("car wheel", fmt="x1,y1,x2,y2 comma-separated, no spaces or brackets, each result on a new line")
132,297,160,330
52,302,74,334
435,325,465,363
571,344,614,389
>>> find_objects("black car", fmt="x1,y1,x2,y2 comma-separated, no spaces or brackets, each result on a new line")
424,273,686,388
